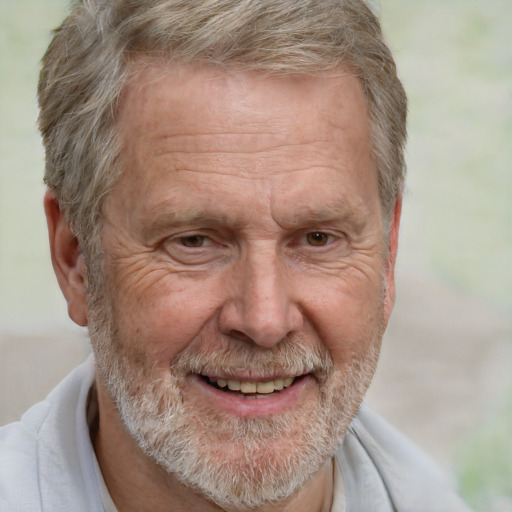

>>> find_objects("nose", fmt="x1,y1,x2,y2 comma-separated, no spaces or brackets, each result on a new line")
218,249,303,348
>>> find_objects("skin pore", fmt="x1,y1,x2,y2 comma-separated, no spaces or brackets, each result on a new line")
45,62,400,512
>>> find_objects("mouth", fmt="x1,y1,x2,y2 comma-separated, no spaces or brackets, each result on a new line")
199,375,303,399
191,372,315,417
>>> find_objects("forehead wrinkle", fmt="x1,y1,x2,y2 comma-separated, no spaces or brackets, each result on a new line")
153,131,278,140
150,134,332,158
173,166,339,181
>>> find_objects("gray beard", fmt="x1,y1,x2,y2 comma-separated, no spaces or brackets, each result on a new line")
88,294,382,511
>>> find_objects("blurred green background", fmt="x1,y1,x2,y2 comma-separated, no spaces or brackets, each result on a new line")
381,1,511,315
1,0,511,509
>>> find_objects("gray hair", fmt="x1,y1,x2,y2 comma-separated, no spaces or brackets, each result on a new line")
39,0,407,271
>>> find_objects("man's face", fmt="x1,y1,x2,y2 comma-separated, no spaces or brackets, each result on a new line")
91,63,398,509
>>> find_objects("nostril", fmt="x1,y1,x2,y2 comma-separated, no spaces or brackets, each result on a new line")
228,329,253,343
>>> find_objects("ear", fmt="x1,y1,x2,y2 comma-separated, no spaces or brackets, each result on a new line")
383,197,402,320
44,190,88,326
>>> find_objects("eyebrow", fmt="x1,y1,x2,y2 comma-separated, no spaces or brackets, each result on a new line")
144,207,248,239
143,198,370,241
276,200,370,232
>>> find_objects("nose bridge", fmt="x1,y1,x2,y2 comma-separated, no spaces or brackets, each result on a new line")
222,243,302,347
247,248,284,315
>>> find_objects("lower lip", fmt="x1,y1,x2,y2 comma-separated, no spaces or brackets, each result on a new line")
190,374,315,418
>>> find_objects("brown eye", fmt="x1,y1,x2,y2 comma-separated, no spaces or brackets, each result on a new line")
306,232,330,246
180,235,206,247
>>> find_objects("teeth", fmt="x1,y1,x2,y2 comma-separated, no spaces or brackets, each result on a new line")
227,380,241,391
210,376,297,395
240,381,257,393
273,379,284,390
256,381,274,394
283,377,294,387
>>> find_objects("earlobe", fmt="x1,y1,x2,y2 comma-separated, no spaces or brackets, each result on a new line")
44,190,88,326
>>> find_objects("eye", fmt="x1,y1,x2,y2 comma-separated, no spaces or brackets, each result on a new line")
179,235,207,247
305,232,331,247
161,232,228,266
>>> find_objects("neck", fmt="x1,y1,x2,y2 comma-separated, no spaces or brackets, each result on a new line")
92,381,334,512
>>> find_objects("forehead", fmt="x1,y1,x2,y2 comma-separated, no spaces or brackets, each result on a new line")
109,61,376,225
117,61,371,161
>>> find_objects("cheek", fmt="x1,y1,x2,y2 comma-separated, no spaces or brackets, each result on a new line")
304,271,385,366
109,271,224,364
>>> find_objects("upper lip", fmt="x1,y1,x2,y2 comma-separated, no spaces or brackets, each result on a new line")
199,372,304,382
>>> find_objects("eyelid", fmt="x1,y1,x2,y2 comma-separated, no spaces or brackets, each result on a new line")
170,232,225,252
165,229,217,244
159,229,230,266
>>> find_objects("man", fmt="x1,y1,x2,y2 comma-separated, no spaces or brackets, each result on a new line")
0,0,469,510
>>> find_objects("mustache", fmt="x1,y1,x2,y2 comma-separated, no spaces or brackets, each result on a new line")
170,333,333,382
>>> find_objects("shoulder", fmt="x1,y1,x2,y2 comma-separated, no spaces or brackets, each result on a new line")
0,357,99,512
337,404,471,512
0,400,51,511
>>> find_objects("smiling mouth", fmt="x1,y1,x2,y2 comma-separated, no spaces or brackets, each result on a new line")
200,375,301,399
